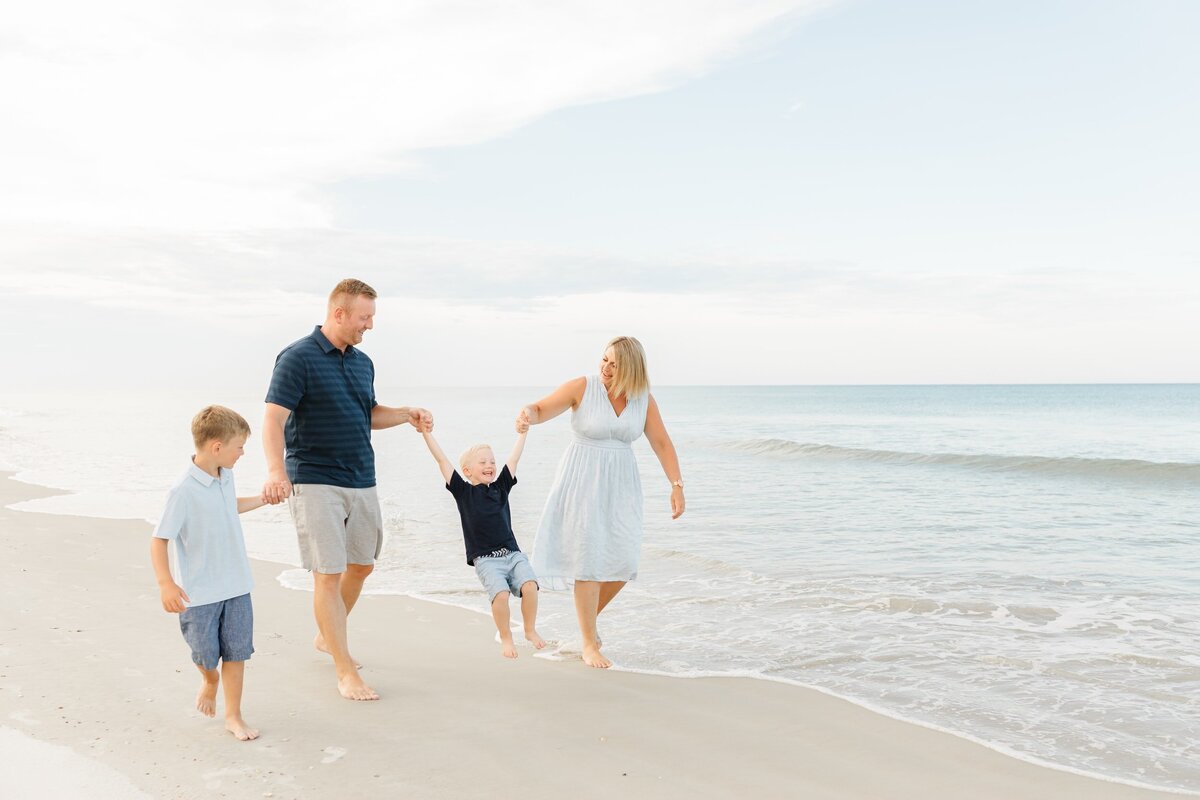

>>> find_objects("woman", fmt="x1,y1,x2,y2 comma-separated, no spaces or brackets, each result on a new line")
516,336,684,668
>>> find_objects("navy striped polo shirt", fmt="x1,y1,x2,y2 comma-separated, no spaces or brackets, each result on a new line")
265,326,378,488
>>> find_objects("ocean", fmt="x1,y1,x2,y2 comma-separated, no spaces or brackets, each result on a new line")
1,383,1197,793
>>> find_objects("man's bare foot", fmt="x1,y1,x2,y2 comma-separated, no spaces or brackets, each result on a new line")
337,673,379,701
225,717,260,741
196,676,219,717
315,633,363,669
525,629,547,650
500,637,518,659
582,643,612,669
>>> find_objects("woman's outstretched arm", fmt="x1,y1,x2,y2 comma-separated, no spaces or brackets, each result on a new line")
516,377,586,431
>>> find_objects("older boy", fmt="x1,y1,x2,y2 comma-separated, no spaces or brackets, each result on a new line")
419,424,546,658
150,405,266,741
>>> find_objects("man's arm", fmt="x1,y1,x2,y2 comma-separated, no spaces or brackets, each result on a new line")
420,430,455,484
372,404,433,432
150,537,189,613
506,430,528,477
261,402,292,504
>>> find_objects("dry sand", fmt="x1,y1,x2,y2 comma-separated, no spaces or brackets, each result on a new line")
0,473,1180,799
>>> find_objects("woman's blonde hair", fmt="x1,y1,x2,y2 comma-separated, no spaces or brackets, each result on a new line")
604,336,650,399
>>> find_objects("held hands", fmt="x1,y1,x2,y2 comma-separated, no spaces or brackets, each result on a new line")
515,407,532,434
261,471,292,505
409,407,434,433
160,581,189,614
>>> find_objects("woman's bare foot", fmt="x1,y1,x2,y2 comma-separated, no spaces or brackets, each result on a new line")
337,672,379,701
499,636,518,659
582,643,612,669
315,633,363,669
525,629,547,650
225,716,260,741
196,675,219,717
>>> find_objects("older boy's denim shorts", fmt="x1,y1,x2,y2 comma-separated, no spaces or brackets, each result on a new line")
179,593,254,670
473,551,538,602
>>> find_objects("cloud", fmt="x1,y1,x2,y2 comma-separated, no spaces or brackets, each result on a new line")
0,224,856,312
4,223,1194,343
1,1,824,229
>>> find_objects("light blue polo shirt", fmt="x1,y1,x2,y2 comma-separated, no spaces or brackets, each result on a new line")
153,460,254,607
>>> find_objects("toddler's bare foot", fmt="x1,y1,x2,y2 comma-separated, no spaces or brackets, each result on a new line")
582,643,612,669
196,676,219,717
500,636,518,659
225,717,259,741
315,633,363,669
337,673,379,701
525,629,547,650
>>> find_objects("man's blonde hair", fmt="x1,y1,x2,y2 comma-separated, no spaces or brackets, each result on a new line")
328,278,378,311
605,335,650,399
191,405,251,449
459,443,494,473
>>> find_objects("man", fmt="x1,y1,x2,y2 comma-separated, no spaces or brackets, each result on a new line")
262,278,432,701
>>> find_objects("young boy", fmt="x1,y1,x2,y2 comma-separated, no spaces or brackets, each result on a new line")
150,405,266,740
420,423,546,658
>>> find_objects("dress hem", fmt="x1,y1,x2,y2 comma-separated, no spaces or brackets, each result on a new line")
536,573,638,591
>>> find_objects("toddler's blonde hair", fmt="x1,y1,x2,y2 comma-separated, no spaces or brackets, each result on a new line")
459,443,494,473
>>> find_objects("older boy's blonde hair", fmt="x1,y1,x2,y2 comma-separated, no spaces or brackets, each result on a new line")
459,443,494,473
328,278,378,312
605,335,650,399
191,405,251,449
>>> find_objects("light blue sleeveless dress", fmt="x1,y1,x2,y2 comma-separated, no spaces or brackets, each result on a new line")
531,375,649,590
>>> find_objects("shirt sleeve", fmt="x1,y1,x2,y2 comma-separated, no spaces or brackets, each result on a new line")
446,470,468,499
153,486,188,541
496,465,517,493
264,347,306,410
368,357,378,409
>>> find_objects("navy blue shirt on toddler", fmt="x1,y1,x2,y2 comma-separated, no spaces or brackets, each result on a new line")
446,466,520,565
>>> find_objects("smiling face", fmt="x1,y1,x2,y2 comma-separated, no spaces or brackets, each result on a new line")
599,346,618,391
328,293,376,349
214,434,248,470
461,446,498,485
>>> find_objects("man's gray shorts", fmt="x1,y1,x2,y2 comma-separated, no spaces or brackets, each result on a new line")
289,484,383,574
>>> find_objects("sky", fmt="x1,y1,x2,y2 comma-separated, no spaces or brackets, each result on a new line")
1,0,1197,391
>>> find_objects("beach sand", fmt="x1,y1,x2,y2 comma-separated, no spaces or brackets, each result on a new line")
0,473,1179,800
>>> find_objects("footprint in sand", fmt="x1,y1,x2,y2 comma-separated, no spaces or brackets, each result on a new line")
321,746,347,764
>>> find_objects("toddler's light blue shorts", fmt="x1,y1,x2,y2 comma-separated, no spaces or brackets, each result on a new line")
179,593,254,670
474,551,538,602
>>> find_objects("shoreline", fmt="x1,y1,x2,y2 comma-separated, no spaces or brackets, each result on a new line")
0,472,1185,799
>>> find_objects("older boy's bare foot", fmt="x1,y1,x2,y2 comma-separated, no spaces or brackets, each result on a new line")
196,678,219,717
582,643,612,669
500,637,518,659
525,629,547,650
315,633,363,669
225,717,260,741
337,673,379,701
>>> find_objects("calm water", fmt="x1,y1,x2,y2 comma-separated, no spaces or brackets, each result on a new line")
2,384,1198,792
